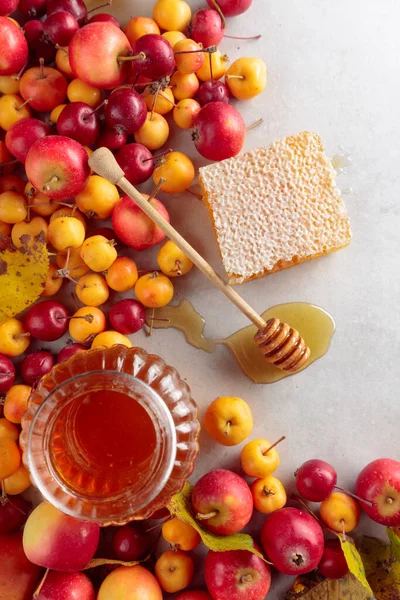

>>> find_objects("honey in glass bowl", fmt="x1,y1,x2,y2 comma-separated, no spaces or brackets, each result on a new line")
20,345,200,525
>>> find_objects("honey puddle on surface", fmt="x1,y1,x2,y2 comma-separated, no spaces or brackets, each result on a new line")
151,300,335,384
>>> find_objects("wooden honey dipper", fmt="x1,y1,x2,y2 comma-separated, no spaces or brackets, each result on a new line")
89,148,311,374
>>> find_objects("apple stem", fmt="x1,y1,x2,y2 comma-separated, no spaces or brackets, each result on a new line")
224,421,231,436
175,260,182,276
196,511,218,521
118,52,146,63
42,176,59,192
240,574,253,584
225,75,245,80
0,159,19,167
85,99,108,118
146,317,170,322
333,486,374,507
157,92,176,108
148,178,165,202
174,45,218,55
186,188,203,200
150,83,162,121
263,435,286,456
148,307,155,337
0,485,7,506
33,569,50,599
143,148,173,164
13,61,28,81
87,0,112,15
14,332,31,339
209,51,214,81
39,57,45,79
208,0,226,29
263,486,275,497
71,291,79,311
224,34,262,40
246,118,264,131
340,519,346,542
16,97,33,111
64,246,71,270
57,314,94,323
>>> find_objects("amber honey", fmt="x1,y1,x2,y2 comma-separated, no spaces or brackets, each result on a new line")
51,389,157,497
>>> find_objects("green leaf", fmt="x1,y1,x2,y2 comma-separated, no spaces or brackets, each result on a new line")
387,528,400,563
167,482,265,560
83,556,149,569
339,538,374,595
360,535,400,600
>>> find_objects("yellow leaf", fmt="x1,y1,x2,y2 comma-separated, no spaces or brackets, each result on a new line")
284,573,373,600
340,538,374,595
360,535,400,600
0,234,49,324
388,527,400,563
83,556,149,569
167,481,265,560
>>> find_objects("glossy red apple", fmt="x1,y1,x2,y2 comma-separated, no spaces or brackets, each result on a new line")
19,63,68,112
0,17,29,76
197,80,230,106
115,143,154,185
0,495,31,534
0,352,16,392
36,571,95,600
355,458,400,526
317,539,349,580
0,532,43,600
206,0,252,17
43,10,79,46
205,549,271,600
69,22,132,89
46,0,87,25
5,118,52,164
112,194,169,251
261,507,324,575
25,136,90,200
191,469,253,536
132,34,175,80
57,101,100,146
104,87,147,134
193,102,245,161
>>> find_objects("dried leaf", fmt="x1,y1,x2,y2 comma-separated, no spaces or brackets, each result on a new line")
340,538,374,594
284,573,373,600
387,527,400,563
360,535,400,600
83,556,149,569
167,482,265,560
0,234,49,324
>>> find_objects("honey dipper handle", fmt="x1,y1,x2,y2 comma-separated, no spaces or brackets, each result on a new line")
89,147,267,330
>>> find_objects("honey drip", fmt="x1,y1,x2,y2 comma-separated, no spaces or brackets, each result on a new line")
150,300,335,384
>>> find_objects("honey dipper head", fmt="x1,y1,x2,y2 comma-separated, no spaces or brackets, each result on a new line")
254,318,311,373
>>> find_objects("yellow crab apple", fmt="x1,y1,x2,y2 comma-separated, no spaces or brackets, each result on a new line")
204,396,253,446
225,57,267,100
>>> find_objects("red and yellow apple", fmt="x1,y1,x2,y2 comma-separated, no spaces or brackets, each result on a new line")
112,194,169,251
0,17,29,76
98,565,162,600
355,458,400,526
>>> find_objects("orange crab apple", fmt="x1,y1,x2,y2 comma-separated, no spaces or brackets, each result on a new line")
98,565,162,600
125,16,160,46
69,22,133,90
25,136,90,200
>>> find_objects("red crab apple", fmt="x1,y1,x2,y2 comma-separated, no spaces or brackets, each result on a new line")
132,34,175,80
35,571,95,600
57,343,86,363
19,0,46,18
109,299,146,335
0,532,43,600
175,593,212,600
197,80,230,106
25,300,69,341
0,494,31,534
57,101,100,146
0,352,16,393
23,19,56,64
112,194,169,251
205,549,271,600
115,143,154,185
46,0,87,25
193,102,245,161
206,0,252,17
191,469,253,535
88,13,122,28
5,118,52,164
0,0,19,16
23,501,100,571
97,126,128,151
21,350,55,385
25,136,90,200
317,539,349,580
0,17,29,76
355,458,400,526
43,10,79,46
19,62,68,112
191,9,224,48
261,507,324,575
104,88,147,134
295,459,337,502
69,22,133,89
